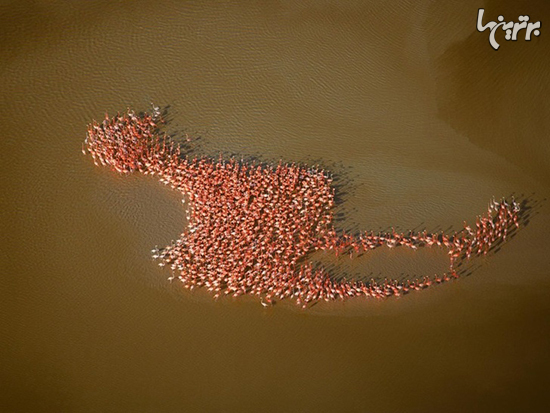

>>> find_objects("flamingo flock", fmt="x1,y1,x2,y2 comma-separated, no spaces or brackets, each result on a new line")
83,108,520,308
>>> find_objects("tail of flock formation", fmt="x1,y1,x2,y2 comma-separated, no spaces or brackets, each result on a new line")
83,108,520,308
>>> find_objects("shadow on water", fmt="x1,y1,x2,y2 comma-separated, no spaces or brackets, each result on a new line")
428,0,550,187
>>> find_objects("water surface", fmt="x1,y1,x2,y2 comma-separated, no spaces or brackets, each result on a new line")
2,1,550,412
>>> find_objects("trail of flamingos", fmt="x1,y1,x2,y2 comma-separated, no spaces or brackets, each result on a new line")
83,108,520,308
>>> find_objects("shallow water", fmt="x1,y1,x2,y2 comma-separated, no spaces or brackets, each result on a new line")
2,1,550,412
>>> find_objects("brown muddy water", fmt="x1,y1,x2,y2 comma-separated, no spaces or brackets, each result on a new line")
2,1,550,412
